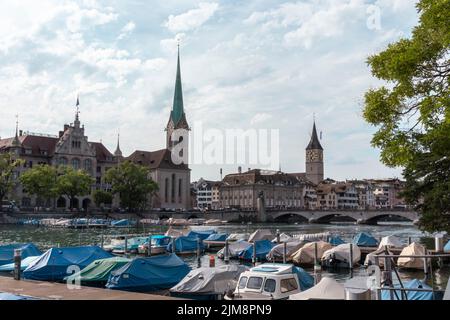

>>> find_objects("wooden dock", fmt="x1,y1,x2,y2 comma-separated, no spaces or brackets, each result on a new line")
0,277,182,300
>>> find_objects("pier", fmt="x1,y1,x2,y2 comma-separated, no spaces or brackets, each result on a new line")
0,277,181,300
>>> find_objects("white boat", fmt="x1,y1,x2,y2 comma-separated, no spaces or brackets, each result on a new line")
224,263,312,300
321,243,361,268
289,277,345,300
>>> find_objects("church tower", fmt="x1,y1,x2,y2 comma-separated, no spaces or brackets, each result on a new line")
165,45,189,157
305,120,324,185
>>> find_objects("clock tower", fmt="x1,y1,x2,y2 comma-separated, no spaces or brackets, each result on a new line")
305,121,324,185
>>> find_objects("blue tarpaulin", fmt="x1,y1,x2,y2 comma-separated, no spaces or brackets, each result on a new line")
111,219,134,227
293,266,315,291
352,232,378,247
238,240,275,261
381,279,436,300
167,236,204,253
186,230,216,240
0,256,40,272
0,243,42,266
151,235,171,247
329,236,345,246
0,292,37,300
204,233,228,241
23,246,113,281
444,240,450,252
106,254,191,292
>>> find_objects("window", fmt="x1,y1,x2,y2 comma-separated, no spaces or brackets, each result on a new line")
165,178,169,203
247,277,263,290
178,178,182,203
238,277,248,289
72,158,80,170
59,157,68,166
171,174,176,203
264,279,276,293
84,159,92,173
280,278,298,293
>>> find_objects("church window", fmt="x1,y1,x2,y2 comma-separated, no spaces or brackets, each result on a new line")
165,178,169,203
171,174,176,203
59,157,68,166
72,158,80,170
178,179,182,203
84,159,92,173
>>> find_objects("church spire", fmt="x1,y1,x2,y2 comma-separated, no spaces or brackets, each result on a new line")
74,95,80,128
12,115,21,147
114,132,122,157
170,44,184,126
306,119,323,150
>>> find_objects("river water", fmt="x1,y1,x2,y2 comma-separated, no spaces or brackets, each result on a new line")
0,222,448,291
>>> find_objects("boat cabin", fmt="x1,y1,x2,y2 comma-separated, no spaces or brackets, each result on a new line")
226,264,301,300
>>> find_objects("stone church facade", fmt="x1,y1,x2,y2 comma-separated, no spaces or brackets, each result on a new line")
0,49,192,211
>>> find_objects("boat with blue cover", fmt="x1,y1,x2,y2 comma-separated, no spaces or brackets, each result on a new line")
186,230,216,240
381,279,442,300
0,256,41,272
0,243,42,266
23,246,113,281
106,254,191,292
167,236,204,255
329,236,345,246
352,232,378,247
138,235,171,255
238,240,275,261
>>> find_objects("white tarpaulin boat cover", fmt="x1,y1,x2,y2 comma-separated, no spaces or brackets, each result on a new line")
271,233,293,243
289,277,345,300
397,242,427,269
170,265,248,295
364,247,393,267
248,229,273,242
266,241,305,262
226,234,247,241
322,243,361,264
292,241,332,265
165,227,189,237
379,236,404,249
217,240,251,259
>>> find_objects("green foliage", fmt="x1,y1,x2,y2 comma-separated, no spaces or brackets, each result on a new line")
93,189,113,208
363,0,450,232
105,161,158,212
55,166,94,209
20,164,58,205
0,153,24,210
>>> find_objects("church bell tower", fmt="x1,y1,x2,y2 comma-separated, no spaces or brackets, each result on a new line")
305,120,324,185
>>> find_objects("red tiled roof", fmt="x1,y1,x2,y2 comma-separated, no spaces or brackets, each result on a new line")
91,142,114,162
126,149,188,170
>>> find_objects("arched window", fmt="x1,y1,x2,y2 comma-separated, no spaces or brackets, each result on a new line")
59,157,68,166
171,174,176,203
178,178,182,203
165,178,169,203
72,158,80,170
84,159,92,173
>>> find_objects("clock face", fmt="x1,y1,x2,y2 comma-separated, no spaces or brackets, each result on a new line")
306,150,322,162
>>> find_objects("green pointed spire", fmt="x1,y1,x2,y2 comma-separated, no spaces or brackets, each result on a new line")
171,45,184,125
306,121,323,150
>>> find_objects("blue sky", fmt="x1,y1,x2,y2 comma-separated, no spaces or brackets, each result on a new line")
0,0,419,181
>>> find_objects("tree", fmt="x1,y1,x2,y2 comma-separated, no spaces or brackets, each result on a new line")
20,164,58,208
0,153,24,211
55,166,94,210
105,161,158,212
363,0,450,232
93,189,113,208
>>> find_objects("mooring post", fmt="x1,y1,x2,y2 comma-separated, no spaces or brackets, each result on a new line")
197,237,201,268
423,257,429,275
100,233,104,249
374,255,381,300
148,234,152,257
172,237,177,253
283,242,287,264
314,242,319,266
124,235,128,257
349,243,354,270
408,237,412,245
252,243,257,266
14,249,21,280
276,229,280,244
224,239,230,264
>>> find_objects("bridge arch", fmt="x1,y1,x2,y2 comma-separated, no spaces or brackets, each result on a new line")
314,213,357,223
365,213,415,224
273,212,309,223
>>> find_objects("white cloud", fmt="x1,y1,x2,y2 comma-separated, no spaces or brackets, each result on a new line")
250,113,273,125
118,21,136,40
164,2,219,33
160,33,187,53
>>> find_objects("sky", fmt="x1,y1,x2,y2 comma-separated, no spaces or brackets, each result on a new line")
0,0,420,181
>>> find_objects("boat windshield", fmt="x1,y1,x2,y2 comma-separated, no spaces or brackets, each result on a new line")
247,277,263,290
264,278,276,293
238,276,248,289
280,278,298,293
